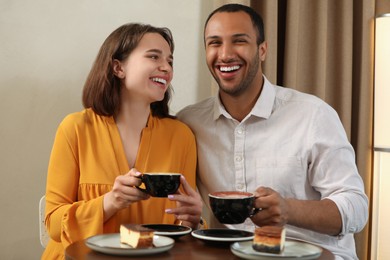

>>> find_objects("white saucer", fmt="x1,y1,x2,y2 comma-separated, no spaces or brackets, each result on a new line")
231,240,322,259
85,233,174,256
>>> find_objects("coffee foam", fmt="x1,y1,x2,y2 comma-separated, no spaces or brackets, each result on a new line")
220,194,248,198
210,191,253,199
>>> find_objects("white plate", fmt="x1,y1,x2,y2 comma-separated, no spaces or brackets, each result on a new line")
142,224,192,237
191,229,254,242
231,240,323,260
85,233,174,256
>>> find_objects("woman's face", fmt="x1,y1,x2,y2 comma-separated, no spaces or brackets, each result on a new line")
116,33,173,104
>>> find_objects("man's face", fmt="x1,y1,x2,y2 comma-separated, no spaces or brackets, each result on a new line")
204,11,266,97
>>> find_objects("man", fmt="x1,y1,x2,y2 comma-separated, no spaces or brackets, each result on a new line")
177,3,368,260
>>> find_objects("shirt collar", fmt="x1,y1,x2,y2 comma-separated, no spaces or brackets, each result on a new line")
212,75,275,121
213,95,230,120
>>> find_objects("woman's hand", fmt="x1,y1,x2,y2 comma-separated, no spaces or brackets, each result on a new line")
165,175,203,229
103,168,150,222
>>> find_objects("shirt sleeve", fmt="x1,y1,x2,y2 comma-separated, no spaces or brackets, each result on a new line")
45,117,105,249
308,103,368,236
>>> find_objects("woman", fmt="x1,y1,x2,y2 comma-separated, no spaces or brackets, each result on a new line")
42,23,202,259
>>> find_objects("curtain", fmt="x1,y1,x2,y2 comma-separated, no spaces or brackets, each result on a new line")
212,0,375,259
250,1,374,259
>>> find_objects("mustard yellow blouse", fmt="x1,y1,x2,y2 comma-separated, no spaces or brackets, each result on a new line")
42,109,196,259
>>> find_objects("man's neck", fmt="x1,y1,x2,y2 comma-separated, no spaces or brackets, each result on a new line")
219,77,264,122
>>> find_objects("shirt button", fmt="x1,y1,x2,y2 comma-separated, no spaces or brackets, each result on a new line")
237,128,244,134
236,184,244,190
235,155,242,162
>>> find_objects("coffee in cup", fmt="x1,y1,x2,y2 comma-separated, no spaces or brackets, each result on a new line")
137,173,181,197
209,191,259,224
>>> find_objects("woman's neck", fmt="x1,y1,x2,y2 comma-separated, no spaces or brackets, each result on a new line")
115,100,150,130
115,101,151,169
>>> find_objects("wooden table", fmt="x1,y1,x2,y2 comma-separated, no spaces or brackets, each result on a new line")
65,234,335,260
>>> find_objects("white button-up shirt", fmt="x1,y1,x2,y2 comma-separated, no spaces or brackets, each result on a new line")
177,76,368,260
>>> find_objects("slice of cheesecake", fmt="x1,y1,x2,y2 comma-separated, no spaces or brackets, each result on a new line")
252,226,286,253
120,224,154,248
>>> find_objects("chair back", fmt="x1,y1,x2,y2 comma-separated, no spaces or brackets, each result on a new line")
39,195,49,248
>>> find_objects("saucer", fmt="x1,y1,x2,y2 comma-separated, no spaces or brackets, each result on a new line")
85,233,174,256
191,229,254,242
231,240,323,260
142,224,192,238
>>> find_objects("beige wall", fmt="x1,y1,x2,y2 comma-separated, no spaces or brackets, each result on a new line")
0,0,213,258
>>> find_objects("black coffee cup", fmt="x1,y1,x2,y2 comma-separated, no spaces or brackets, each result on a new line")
209,191,259,224
137,173,181,197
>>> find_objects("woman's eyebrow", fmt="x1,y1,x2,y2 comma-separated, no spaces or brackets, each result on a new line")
146,49,173,60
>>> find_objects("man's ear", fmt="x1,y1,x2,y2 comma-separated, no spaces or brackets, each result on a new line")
112,59,125,79
258,41,267,62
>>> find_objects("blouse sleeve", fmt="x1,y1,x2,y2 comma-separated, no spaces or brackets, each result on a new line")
182,129,197,190
45,117,104,249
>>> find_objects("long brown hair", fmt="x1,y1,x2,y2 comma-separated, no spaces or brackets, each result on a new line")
82,23,175,118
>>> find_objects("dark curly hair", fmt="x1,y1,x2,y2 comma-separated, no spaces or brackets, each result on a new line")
204,3,265,45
